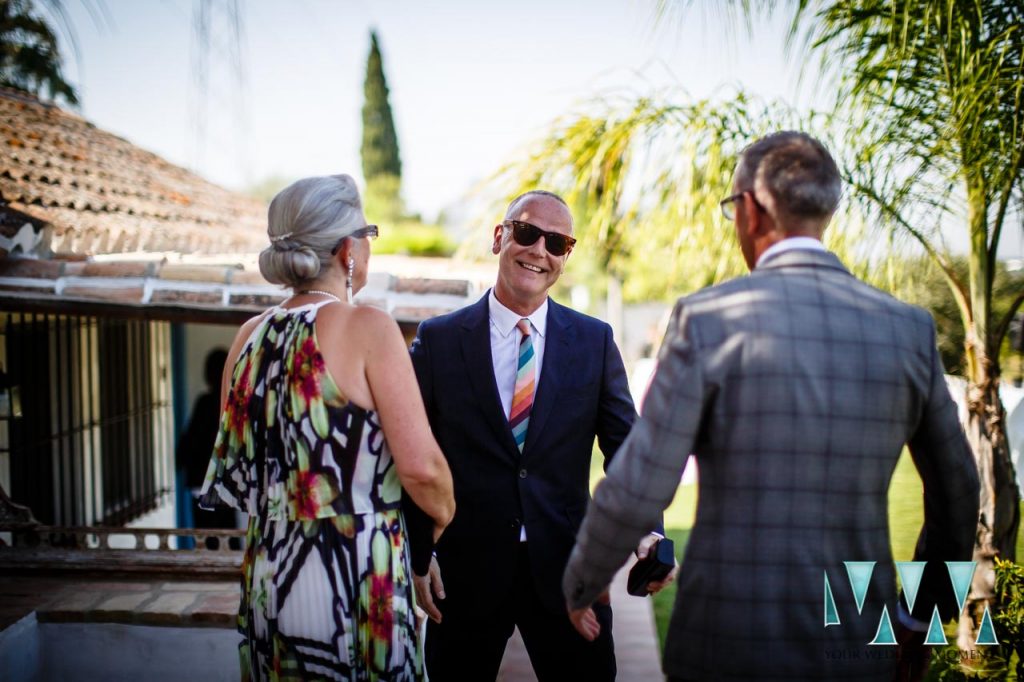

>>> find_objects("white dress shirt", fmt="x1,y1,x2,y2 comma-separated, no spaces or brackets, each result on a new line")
489,289,547,420
488,289,547,541
755,236,827,267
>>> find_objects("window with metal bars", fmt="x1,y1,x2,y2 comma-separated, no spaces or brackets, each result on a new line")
0,313,173,527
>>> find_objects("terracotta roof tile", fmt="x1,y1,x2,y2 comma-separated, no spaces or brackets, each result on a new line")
391,306,452,322
0,88,267,257
0,253,476,325
61,284,145,303
227,292,285,308
394,277,472,296
0,258,64,278
81,262,154,278
158,264,234,283
149,289,224,305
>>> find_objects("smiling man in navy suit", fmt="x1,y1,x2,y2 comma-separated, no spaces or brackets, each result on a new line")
406,190,670,681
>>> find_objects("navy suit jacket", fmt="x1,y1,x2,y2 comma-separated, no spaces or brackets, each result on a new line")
406,293,638,615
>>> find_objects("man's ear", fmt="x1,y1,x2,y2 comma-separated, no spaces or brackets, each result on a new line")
744,192,769,237
492,224,503,255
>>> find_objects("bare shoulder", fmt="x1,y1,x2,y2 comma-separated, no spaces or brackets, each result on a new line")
220,310,273,402
351,304,401,336
230,311,271,354
316,302,396,330
316,303,401,352
238,312,268,337
354,306,407,364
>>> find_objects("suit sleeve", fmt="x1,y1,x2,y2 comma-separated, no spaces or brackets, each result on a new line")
404,321,438,576
594,323,666,536
905,321,980,622
595,322,637,462
565,301,705,608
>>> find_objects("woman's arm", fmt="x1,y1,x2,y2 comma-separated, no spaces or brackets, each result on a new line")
357,306,455,533
219,313,269,410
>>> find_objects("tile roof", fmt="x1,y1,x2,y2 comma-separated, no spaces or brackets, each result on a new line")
0,91,496,326
0,88,267,257
0,255,480,327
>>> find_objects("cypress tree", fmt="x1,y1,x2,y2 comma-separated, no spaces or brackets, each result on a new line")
361,31,401,197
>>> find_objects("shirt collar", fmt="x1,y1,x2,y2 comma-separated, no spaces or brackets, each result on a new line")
488,289,548,338
756,236,827,268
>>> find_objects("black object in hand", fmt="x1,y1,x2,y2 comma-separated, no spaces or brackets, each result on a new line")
627,538,675,597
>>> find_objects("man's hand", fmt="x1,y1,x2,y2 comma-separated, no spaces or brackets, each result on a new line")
635,533,678,595
894,624,930,682
567,589,610,642
413,555,445,624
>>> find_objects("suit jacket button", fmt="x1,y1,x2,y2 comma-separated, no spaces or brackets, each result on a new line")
519,468,527,479
511,518,520,528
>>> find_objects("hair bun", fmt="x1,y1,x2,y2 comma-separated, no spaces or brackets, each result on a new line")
260,174,364,290
258,245,322,287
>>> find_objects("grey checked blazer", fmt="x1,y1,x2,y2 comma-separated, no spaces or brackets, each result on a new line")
563,249,979,681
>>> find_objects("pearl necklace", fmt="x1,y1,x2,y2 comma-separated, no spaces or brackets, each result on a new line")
298,289,342,303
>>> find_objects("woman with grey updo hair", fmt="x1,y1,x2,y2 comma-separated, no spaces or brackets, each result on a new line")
200,174,455,680
258,174,367,293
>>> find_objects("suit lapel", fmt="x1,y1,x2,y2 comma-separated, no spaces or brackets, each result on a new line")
459,296,521,462
523,299,574,457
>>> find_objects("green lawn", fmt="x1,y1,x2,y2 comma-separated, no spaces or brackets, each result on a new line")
590,452,1024,655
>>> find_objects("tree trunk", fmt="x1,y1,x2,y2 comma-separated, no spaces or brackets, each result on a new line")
956,176,1020,649
957,374,1021,650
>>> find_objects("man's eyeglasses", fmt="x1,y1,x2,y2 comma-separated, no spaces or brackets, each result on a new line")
719,191,764,221
503,220,576,257
331,225,379,255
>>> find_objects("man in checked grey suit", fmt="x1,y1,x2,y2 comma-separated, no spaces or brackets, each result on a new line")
563,132,980,681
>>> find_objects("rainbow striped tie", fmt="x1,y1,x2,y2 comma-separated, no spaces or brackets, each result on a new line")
510,319,535,451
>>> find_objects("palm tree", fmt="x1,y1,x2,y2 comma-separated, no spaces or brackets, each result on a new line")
494,92,881,306
0,0,78,104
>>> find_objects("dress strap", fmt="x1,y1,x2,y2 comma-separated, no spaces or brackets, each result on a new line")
309,299,339,311
273,299,338,315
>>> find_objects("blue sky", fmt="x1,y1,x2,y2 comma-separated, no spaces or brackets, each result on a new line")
59,0,1022,258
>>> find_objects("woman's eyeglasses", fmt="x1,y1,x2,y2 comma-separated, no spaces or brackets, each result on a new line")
503,220,576,256
331,225,379,255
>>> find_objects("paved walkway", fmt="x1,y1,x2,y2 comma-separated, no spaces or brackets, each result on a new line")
2,563,664,680
497,561,663,681
0,575,238,629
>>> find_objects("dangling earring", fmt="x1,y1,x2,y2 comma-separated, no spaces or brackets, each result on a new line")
346,256,354,303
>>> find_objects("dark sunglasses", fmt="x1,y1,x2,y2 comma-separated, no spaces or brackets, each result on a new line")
331,225,378,255
503,220,576,257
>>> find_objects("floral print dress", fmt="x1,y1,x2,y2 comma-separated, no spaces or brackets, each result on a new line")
199,301,422,681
